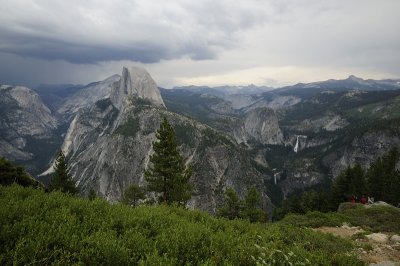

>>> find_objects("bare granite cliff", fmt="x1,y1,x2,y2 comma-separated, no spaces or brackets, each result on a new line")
234,107,283,145
0,85,59,173
54,67,270,213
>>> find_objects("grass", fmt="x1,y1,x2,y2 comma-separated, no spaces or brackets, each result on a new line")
0,184,363,265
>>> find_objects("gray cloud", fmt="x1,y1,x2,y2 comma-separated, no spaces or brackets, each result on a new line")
0,0,271,64
0,0,399,88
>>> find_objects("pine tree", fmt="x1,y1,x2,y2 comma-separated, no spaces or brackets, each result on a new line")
350,164,366,197
122,184,145,207
88,188,97,200
331,168,351,206
0,157,41,188
145,117,192,205
49,150,77,194
217,188,241,220
218,187,266,222
241,186,266,222
332,164,366,207
366,148,400,204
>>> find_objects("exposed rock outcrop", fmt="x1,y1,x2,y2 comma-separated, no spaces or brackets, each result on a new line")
288,112,349,133
234,107,283,145
323,131,400,178
0,85,58,166
111,67,165,110
53,67,270,213
58,74,120,117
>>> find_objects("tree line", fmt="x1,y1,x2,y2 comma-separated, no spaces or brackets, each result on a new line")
0,117,267,223
274,147,400,220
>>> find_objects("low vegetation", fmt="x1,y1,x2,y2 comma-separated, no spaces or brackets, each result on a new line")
114,116,140,137
0,157,43,188
0,184,363,265
218,187,267,223
280,205,400,234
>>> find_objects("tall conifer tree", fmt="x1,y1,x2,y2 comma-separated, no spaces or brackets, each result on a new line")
49,150,77,194
145,117,192,205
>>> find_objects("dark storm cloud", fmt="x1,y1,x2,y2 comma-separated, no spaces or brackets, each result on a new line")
0,0,399,87
0,0,269,64
0,29,220,64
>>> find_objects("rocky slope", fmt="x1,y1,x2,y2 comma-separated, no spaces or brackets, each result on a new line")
58,74,120,118
234,107,283,145
51,67,270,213
0,85,60,173
162,80,400,200
34,84,85,112
2,73,400,208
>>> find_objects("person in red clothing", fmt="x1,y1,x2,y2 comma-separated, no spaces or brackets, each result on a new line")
360,195,367,204
351,195,356,204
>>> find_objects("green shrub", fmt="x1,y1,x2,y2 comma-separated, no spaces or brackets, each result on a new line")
114,116,140,137
281,205,400,234
0,185,363,265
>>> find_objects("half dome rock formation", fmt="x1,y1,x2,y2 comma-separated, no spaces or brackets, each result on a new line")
111,66,165,110
40,66,270,214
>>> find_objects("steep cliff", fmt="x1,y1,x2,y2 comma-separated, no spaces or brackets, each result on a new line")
3,73,400,208
58,74,120,118
163,82,400,200
234,107,283,145
53,67,270,213
0,85,60,173
111,66,165,110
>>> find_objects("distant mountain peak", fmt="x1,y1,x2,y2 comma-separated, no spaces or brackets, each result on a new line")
111,66,165,109
347,75,364,82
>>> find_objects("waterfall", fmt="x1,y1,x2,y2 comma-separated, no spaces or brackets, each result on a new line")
294,136,299,153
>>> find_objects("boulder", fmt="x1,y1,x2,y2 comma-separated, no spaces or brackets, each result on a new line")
366,233,389,244
390,234,400,243
369,261,397,266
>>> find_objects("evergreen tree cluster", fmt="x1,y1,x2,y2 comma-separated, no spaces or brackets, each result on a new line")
274,147,400,220
273,190,331,221
218,186,267,223
122,184,145,207
0,157,42,188
332,147,400,206
331,164,365,207
48,150,77,194
145,117,192,206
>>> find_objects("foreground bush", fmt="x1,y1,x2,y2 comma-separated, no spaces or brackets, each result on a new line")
0,185,362,265
281,205,400,234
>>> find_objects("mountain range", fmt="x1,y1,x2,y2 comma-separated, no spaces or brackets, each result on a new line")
1,69,400,213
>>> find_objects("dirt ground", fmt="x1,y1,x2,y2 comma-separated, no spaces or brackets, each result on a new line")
314,225,400,265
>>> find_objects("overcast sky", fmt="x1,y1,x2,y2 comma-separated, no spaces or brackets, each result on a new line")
0,0,399,88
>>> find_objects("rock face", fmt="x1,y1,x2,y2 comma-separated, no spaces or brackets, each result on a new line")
111,67,165,110
58,74,120,117
324,131,400,178
390,235,400,243
234,107,283,145
0,85,58,159
55,67,269,213
4,72,400,210
289,112,349,133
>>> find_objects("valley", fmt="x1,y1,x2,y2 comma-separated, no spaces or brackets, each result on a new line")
1,68,400,213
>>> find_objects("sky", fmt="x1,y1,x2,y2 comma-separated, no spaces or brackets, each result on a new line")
0,0,399,88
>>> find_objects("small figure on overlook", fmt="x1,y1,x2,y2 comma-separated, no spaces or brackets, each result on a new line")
368,196,374,204
351,195,356,204
360,195,367,204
